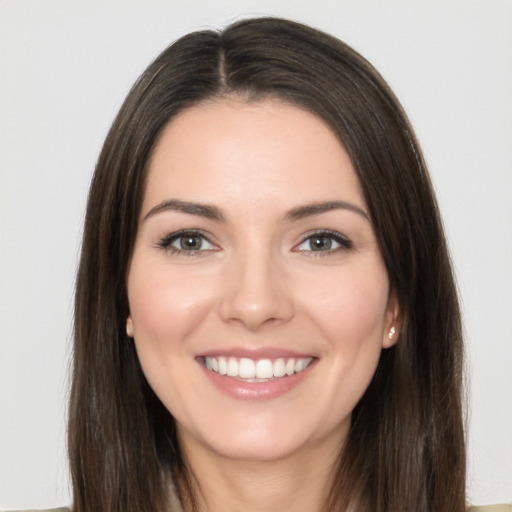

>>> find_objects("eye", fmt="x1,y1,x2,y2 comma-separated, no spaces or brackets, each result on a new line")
294,231,352,254
157,230,217,255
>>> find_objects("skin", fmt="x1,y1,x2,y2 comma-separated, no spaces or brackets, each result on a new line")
126,97,400,512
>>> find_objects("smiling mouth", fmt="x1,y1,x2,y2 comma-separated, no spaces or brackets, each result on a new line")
203,356,314,382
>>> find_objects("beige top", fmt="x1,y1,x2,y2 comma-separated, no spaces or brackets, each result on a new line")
8,505,512,511
6,479,510,512
468,508,512,512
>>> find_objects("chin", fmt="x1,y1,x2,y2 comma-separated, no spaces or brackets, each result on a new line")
177,407,350,464
205,433,308,462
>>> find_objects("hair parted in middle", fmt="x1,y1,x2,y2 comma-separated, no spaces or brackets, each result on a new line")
70,16,465,512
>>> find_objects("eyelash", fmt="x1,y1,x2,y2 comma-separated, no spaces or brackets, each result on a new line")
156,229,352,256
156,229,217,256
294,230,352,256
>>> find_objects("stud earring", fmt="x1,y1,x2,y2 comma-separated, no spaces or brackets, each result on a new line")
388,326,396,340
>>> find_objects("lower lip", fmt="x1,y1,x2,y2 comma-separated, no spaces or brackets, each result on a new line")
198,359,316,401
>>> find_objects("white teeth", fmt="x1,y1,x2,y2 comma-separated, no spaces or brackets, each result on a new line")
295,358,308,372
239,358,256,379
204,356,314,380
285,358,295,376
218,357,228,375
273,358,286,377
227,357,238,377
256,359,273,379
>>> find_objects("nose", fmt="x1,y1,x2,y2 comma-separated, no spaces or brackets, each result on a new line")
218,250,294,331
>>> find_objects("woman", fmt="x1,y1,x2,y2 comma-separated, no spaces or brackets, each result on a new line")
30,17,506,512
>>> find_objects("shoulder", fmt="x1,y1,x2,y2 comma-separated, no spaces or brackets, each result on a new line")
468,506,512,511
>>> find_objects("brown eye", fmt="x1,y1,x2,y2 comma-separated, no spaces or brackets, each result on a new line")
295,231,352,253
309,236,333,251
178,234,205,250
158,230,216,254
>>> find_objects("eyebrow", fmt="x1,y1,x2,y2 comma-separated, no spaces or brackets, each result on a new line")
284,201,370,222
143,199,226,222
143,199,370,223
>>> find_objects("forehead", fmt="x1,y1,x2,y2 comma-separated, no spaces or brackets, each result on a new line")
143,97,365,213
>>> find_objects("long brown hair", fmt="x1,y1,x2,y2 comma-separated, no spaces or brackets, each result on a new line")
70,17,465,512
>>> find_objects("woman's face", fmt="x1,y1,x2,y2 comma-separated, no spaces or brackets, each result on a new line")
126,97,399,463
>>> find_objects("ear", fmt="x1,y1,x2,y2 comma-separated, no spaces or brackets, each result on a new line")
126,315,134,338
382,290,402,349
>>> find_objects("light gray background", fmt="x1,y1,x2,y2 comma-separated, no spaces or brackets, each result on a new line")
1,0,511,509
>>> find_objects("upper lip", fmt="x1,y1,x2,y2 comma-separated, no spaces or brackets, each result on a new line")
198,347,316,359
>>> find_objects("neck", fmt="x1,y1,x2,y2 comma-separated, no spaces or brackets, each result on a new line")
177,433,344,512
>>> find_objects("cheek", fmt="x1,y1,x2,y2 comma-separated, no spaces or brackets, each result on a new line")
126,263,217,418
303,267,389,350
127,263,216,344
303,271,388,419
